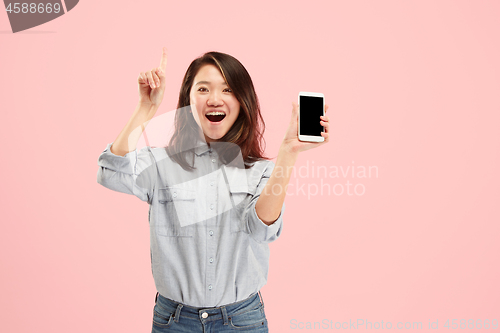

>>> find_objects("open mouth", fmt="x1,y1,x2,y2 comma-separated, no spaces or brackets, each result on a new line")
205,111,226,122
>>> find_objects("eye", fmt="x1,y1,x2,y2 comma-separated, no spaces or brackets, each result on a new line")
223,88,233,93
198,87,208,92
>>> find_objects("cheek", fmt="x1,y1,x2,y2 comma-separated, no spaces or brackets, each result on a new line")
190,90,203,103
228,99,240,114
191,106,201,121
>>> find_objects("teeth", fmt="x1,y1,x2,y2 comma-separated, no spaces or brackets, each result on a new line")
206,111,226,116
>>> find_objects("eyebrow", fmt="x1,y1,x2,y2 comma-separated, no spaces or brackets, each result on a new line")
195,80,228,86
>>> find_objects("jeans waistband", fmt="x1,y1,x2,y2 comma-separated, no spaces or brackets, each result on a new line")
154,291,265,324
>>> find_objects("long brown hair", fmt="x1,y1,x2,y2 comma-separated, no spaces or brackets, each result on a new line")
167,52,266,170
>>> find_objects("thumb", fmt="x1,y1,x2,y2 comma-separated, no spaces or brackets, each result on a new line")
156,66,166,82
291,101,299,120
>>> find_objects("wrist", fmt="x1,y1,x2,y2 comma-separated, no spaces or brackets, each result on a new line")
279,140,300,156
136,101,159,114
278,142,299,164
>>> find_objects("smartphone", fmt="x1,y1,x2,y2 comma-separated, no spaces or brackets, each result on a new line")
298,92,325,142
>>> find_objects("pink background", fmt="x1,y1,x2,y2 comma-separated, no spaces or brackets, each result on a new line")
1,0,499,332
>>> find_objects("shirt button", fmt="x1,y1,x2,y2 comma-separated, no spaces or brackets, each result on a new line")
209,230,214,236
209,257,214,263
208,284,213,290
210,204,214,210
210,181,214,186
211,159,216,163
201,312,208,319
172,192,177,198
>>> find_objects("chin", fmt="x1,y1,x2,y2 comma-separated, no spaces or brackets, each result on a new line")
203,127,227,139
208,135,224,142
204,131,224,142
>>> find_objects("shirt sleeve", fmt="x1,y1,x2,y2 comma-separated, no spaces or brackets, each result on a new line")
246,160,284,243
96,142,157,204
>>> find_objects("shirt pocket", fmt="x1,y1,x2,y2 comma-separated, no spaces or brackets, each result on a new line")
229,186,254,234
156,186,196,237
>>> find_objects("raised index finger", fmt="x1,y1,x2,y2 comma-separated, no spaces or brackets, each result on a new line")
159,47,168,72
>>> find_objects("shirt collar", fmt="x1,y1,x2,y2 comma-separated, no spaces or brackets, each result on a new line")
193,137,212,156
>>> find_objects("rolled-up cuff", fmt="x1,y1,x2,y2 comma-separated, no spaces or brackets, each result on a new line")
248,202,284,243
97,142,137,175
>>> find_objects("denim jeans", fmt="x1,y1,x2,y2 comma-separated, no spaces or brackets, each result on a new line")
151,291,269,332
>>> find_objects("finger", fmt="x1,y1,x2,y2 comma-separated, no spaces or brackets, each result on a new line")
151,68,161,88
146,71,156,89
320,115,329,122
156,66,165,81
159,47,168,72
155,67,166,88
321,131,329,142
325,104,329,113
320,120,329,129
138,72,148,85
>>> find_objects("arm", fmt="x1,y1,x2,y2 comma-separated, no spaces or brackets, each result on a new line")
109,102,159,156
97,103,159,202
255,146,297,225
255,102,330,225
110,47,168,156
96,48,168,202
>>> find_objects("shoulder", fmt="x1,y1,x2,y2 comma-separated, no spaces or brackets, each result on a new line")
247,158,276,180
137,146,171,162
252,157,275,169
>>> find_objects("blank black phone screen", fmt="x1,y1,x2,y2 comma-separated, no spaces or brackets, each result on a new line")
299,96,323,136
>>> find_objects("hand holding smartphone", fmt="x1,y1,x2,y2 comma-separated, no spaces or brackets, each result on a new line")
298,92,325,142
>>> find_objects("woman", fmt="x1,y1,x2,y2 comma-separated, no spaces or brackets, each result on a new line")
97,47,329,332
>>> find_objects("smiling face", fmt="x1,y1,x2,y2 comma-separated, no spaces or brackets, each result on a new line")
189,64,241,143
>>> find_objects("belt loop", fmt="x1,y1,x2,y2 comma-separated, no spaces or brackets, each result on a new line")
258,290,265,307
221,306,229,326
155,292,158,304
174,303,183,323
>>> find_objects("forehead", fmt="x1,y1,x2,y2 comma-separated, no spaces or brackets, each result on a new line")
193,64,226,85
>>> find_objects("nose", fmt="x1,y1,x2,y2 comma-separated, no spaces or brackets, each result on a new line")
207,91,223,107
